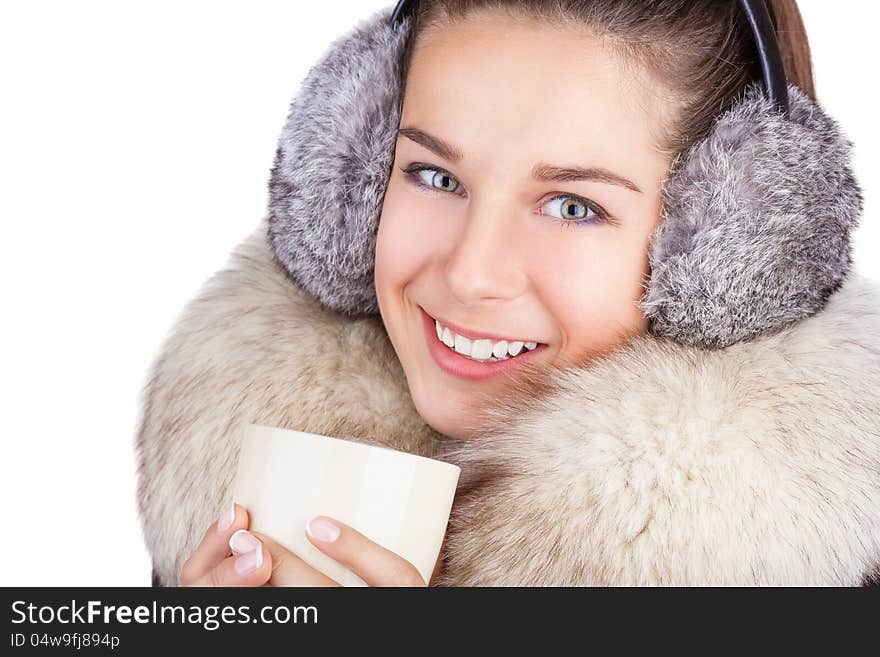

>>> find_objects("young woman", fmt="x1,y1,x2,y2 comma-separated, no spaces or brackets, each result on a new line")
137,1,880,586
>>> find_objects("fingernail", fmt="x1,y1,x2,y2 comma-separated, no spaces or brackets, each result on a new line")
234,546,263,576
216,501,235,533
229,529,261,554
306,516,340,543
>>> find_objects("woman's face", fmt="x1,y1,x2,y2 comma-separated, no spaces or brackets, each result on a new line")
375,9,674,440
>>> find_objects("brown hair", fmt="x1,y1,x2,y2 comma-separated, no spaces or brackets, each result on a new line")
399,0,814,159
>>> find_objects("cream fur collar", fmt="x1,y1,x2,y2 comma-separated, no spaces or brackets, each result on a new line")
136,219,880,586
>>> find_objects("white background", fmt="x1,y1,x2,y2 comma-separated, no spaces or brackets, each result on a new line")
1,1,877,585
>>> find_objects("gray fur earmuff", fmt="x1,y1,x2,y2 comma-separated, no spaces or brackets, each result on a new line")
268,4,863,349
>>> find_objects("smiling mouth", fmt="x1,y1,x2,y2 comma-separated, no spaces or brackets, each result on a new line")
419,305,548,380
430,314,544,362
421,306,545,344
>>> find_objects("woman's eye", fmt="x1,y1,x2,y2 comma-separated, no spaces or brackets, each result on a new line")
400,164,614,226
541,195,597,222
415,167,460,193
401,164,463,195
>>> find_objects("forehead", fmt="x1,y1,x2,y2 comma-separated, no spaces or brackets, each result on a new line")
401,11,670,175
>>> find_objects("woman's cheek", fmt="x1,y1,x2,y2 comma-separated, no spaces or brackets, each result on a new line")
376,192,447,289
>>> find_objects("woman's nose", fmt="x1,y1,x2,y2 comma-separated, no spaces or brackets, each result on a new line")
442,199,529,306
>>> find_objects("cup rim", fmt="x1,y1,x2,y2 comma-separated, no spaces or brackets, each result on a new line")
245,422,461,474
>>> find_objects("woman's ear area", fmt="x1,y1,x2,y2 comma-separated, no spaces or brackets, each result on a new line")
640,83,862,348
266,5,410,318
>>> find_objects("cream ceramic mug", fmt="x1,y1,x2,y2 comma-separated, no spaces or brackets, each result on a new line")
231,423,461,586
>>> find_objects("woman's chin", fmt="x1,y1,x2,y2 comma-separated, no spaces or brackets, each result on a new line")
409,385,480,441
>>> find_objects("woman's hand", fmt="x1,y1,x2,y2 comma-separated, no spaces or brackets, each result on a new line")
180,503,433,587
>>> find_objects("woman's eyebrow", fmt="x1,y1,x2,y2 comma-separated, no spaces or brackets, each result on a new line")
399,126,463,162
531,164,643,194
398,126,643,195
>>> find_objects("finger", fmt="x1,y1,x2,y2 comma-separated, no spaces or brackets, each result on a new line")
180,501,249,585
305,516,426,587
185,535,272,587
246,530,340,587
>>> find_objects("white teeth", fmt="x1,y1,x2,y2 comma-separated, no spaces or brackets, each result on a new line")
441,327,455,348
433,317,542,363
471,339,494,360
453,333,472,357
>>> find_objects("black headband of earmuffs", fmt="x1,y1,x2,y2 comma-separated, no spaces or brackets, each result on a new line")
390,0,790,117
267,2,862,349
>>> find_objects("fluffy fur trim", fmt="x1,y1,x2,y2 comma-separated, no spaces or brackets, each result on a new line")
437,272,880,585
137,219,880,586
640,82,863,348
135,218,444,587
268,5,407,316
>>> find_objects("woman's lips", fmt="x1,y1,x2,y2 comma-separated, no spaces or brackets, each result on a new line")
419,305,547,381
